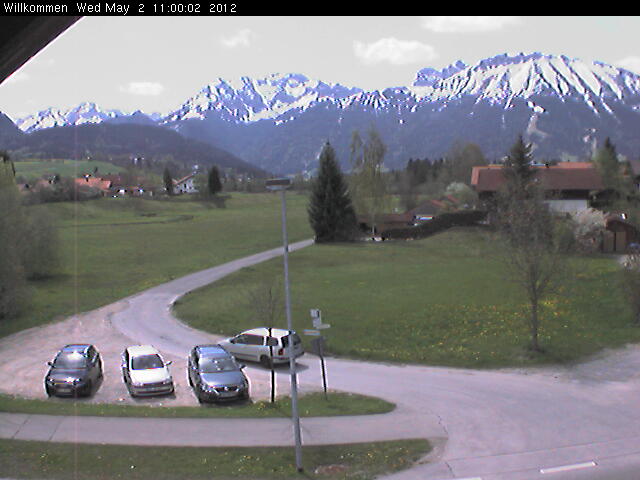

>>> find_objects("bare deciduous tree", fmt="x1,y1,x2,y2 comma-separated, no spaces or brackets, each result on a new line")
496,136,566,352
349,127,389,235
246,279,284,327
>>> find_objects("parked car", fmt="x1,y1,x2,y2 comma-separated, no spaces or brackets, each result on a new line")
121,345,174,397
187,344,249,403
218,328,304,368
44,344,103,397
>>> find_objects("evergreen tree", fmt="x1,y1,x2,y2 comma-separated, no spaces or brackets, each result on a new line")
308,142,357,242
163,167,174,196
593,137,625,195
207,166,222,196
502,135,536,197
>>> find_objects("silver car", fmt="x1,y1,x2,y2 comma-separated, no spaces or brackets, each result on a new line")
218,328,304,368
188,344,249,403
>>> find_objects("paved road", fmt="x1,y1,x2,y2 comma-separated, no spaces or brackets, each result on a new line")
3,239,640,480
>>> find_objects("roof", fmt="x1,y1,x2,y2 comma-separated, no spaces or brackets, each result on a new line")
174,173,196,185
629,159,640,176
407,201,440,216
471,162,604,193
196,344,229,357
0,17,81,85
62,344,91,354
126,345,160,356
74,176,112,191
243,327,291,338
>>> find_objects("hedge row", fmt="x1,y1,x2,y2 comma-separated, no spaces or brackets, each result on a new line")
381,210,488,240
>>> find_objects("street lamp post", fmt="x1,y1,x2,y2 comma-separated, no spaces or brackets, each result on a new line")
265,177,303,472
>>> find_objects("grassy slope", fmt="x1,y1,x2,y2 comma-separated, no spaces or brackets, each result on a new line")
175,227,635,368
0,193,312,338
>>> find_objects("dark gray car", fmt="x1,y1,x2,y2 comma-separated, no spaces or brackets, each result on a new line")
188,344,249,403
45,344,103,397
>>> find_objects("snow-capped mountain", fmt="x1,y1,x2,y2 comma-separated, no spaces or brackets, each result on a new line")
13,53,640,174
16,102,125,132
163,73,363,124
424,53,640,114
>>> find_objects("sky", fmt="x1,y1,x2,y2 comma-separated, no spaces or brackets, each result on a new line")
1,16,640,122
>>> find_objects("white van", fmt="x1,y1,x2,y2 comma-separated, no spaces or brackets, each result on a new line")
219,328,304,368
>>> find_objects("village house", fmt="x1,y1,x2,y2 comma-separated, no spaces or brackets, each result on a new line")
471,162,604,214
173,173,198,194
74,174,112,195
357,196,462,235
471,162,640,253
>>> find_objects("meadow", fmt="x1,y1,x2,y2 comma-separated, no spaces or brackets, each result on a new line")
0,193,312,338
174,227,635,368
13,158,125,180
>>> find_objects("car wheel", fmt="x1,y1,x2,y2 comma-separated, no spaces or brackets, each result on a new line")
83,381,93,397
260,355,273,369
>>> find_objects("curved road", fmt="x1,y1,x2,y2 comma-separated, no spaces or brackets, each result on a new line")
3,239,640,479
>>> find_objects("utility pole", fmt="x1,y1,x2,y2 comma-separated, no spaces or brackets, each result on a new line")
266,177,303,472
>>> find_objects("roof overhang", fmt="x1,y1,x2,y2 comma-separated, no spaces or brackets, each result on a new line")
0,16,82,85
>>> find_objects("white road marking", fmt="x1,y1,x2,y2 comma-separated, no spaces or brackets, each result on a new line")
540,461,597,474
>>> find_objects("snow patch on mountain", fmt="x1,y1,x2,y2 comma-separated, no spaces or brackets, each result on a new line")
16,52,640,133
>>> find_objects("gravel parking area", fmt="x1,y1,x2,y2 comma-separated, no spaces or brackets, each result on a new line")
0,301,309,406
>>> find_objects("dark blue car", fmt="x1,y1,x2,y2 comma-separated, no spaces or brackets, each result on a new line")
45,344,103,397
187,344,249,403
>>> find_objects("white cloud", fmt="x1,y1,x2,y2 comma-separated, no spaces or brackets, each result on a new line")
421,16,521,33
616,56,640,74
354,38,438,66
221,28,254,48
120,81,164,96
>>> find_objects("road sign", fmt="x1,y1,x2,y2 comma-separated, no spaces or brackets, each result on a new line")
303,329,321,336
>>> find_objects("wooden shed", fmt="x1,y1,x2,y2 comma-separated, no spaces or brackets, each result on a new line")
602,216,640,253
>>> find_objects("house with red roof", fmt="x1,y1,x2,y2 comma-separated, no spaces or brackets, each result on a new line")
74,175,112,194
173,173,198,194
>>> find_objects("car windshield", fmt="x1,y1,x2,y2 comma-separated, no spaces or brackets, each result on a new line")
199,357,237,373
131,354,164,370
52,352,88,369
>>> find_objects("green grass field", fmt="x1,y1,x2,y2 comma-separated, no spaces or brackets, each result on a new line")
174,227,636,368
0,438,430,480
0,193,312,338
13,159,125,180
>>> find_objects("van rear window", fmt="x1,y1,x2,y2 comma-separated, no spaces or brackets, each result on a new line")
281,334,301,348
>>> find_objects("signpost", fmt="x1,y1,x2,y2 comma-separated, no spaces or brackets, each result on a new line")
305,309,330,398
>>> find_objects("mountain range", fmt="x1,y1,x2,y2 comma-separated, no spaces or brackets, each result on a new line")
6,52,640,175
